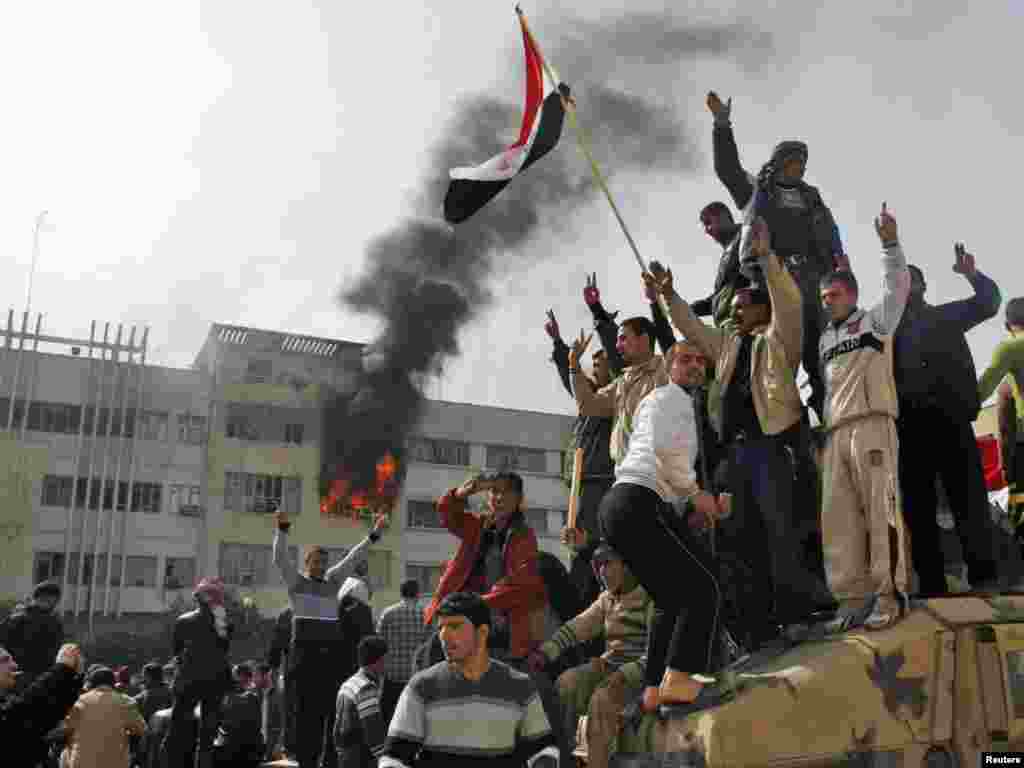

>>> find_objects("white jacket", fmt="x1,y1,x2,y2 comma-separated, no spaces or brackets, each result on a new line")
614,382,699,502
819,243,910,427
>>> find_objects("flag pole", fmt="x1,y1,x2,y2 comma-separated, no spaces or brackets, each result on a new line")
516,6,651,278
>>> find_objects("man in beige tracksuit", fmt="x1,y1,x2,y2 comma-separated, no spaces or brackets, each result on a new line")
818,203,912,629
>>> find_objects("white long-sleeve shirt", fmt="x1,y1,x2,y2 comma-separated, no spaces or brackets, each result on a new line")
613,382,699,503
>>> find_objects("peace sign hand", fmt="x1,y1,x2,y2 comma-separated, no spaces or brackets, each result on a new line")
568,329,593,369
544,309,561,341
584,273,601,306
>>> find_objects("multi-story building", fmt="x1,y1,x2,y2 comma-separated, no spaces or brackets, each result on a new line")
0,314,575,621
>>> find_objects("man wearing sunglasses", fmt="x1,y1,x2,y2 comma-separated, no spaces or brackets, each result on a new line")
650,217,834,651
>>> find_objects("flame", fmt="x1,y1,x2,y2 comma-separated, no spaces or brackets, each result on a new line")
321,454,400,523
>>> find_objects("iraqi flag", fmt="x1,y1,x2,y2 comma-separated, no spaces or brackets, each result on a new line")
443,14,569,224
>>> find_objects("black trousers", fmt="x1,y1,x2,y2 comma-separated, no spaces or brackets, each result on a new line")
599,483,721,686
569,477,612,660
164,680,225,768
290,662,339,768
726,433,832,632
380,678,407,729
898,403,999,595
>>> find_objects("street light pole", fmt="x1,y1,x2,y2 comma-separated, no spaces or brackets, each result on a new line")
26,210,49,318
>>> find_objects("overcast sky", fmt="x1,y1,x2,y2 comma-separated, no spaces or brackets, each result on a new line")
2,1,1022,417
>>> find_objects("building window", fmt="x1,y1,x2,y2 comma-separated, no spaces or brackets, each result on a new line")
526,509,549,535
132,483,163,514
164,557,196,590
407,437,470,466
224,472,301,514
123,556,157,587
168,484,202,517
219,543,296,587
407,500,443,530
41,475,74,509
138,410,169,441
284,423,304,445
367,550,392,590
177,412,206,444
405,562,445,596
225,404,259,440
485,445,548,473
33,552,67,585
77,554,123,587
245,360,273,384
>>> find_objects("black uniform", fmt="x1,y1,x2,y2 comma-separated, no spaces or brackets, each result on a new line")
712,118,842,419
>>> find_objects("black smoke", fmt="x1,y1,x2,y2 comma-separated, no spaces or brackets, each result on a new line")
321,11,773,501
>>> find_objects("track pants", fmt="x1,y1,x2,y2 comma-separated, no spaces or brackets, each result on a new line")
599,483,721,685
822,414,911,601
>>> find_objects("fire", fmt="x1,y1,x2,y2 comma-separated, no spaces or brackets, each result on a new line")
321,453,400,523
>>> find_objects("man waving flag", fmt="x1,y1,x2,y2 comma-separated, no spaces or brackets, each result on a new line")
443,8,569,224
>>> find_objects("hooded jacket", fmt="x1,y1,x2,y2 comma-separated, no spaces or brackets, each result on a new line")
425,492,548,659
0,601,63,683
668,249,805,438
338,580,375,683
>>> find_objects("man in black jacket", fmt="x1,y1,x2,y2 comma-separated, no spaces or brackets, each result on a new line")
691,201,749,329
164,577,233,768
547,309,614,614
267,606,294,758
0,641,84,768
706,90,843,420
894,244,1002,595
0,581,64,691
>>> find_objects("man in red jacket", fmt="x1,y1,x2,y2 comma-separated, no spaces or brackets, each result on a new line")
425,471,547,661
425,471,568,762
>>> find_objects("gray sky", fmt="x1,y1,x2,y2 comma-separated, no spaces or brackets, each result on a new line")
2,0,1022,416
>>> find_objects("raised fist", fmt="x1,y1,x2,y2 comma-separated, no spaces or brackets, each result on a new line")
57,644,82,673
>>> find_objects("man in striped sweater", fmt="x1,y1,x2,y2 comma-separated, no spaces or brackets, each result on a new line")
335,635,390,768
528,542,652,768
381,592,558,768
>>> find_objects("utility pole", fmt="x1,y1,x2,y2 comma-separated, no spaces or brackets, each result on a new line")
26,211,50,318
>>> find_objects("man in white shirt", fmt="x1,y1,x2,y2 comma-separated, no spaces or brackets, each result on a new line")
571,337,727,711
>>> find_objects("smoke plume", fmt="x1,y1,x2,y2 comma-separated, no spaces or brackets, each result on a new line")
321,11,773,503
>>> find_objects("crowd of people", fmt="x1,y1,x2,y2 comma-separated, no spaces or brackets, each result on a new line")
4,89,1024,768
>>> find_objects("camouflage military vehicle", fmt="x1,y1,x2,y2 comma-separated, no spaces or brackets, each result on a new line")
574,596,1024,767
